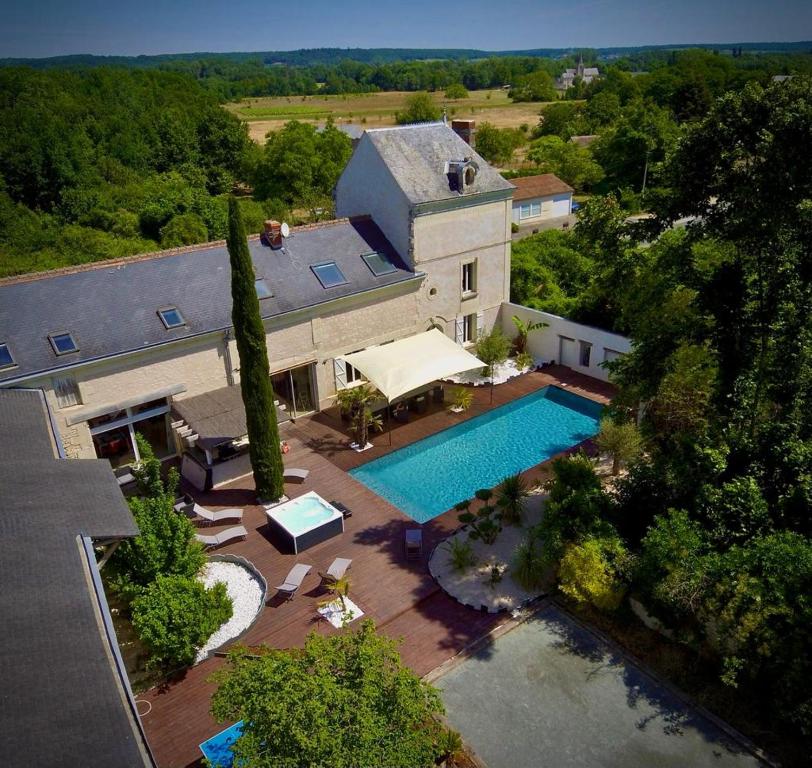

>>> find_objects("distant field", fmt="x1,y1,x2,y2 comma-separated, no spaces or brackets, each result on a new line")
224,89,549,143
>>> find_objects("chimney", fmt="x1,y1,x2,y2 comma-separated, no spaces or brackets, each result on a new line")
263,220,283,250
451,119,476,148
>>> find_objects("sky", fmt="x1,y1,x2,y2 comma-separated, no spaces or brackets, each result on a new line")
2,0,811,59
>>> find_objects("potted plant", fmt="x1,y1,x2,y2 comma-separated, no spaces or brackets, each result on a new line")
318,575,354,627
448,386,473,413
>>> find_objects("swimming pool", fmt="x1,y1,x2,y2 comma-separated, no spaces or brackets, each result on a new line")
350,386,602,523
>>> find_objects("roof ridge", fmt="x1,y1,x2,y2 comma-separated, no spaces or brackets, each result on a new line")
365,121,446,133
0,216,368,285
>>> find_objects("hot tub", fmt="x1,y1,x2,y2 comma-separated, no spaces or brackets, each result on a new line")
265,491,345,554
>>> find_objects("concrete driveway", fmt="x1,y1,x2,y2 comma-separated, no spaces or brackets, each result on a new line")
437,603,767,768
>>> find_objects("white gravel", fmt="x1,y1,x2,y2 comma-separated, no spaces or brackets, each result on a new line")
195,561,264,663
444,358,529,387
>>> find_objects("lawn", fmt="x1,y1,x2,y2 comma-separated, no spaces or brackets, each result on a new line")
224,89,549,143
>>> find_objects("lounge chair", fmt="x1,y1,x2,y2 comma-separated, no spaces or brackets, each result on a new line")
405,528,423,561
187,503,243,527
274,563,312,601
330,500,353,519
319,557,352,586
195,525,248,550
283,467,310,483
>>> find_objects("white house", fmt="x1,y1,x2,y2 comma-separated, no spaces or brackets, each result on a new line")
510,174,573,225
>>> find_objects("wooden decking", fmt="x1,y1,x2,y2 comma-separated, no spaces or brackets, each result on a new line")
138,367,613,767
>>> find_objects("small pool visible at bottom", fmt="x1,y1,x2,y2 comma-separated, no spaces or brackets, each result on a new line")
350,386,602,523
199,720,243,768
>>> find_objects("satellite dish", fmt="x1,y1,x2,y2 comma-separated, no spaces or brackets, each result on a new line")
280,222,290,238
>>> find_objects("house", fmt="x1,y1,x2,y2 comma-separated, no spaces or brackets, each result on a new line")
0,122,514,486
0,388,155,767
510,174,574,225
557,56,600,89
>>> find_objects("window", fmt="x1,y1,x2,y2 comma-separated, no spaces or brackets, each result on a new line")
53,375,82,408
0,343,14,370
88,398,172,469
361,251,396,276
48,332,78,356
579,341,592,367
345,360,364,385
518,202,541,220
461,261,477,295
254,278,273,299
311,262,348,288
462,313,476,344
157,306,185,329
603,348,622,364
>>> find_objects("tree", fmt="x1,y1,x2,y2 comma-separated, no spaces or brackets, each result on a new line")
472,122,523,165
227,197,285,501
395,92,441,124
511,314,547,354
534,102,587,140
595,418,642,475
444,83,468,99
131,574,232,669
159,212,208,247
210,620,449,768
509,70,557,102
559,534,630,611
475,327,511,380
335,383,382,449
526,135,604,191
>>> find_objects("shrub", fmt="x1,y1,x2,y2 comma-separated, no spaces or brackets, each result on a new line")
475,327,511,379
444,83,469,99
449,385,473,411
443,537,477,572
516,351,534,371
496,473,529,525
132,574,232,669
395,92,441,124
595,417,642,475
513,527,546,589
558,534,630,611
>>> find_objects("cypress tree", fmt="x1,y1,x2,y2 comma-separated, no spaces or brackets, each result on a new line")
226,197,284,501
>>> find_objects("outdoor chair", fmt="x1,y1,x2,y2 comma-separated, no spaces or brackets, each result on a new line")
194,525,248,550
329,500,353,519
283,467,310,483
274,563,312,601
405,528,423,561
187,503,243,527
319,557,352,586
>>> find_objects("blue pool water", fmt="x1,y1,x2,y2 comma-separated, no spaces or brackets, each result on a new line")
199,720,243,767
350,386,602,523
268,491,339,535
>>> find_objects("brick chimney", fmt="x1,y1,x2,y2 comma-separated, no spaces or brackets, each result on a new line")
263,220,283,249
451,119,476,148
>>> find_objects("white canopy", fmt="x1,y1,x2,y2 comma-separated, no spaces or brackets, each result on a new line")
341,329,485,403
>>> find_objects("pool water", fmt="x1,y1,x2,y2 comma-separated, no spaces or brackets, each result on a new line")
350,386,602,523
199,720,243,767
269,491,339,535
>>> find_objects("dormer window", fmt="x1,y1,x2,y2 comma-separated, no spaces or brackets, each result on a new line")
447,158,479,193
0,343,15,370
48,332,79,356
361,251,396,276
157,307,185,329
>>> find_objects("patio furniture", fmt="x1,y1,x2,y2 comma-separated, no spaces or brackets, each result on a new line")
319,557,352,586
405,528,423,561
274,563,312,601
329,500,353,519
283,467,310,483
195,525,248,550
187,503,243,527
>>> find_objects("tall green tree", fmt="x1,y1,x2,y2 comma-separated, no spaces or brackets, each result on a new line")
227,197,284,501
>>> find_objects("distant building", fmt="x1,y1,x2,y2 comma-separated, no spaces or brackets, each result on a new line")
569,134,599,149
510,174,574,224
772,75,794,83
557,56,600,90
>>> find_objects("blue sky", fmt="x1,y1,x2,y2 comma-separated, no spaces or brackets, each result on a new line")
2,0,811,58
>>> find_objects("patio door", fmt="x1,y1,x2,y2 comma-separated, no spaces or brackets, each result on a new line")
558,336,577,368
270,363,316,418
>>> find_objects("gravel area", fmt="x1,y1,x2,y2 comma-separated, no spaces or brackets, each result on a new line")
195,561,264,663
443,358,529,387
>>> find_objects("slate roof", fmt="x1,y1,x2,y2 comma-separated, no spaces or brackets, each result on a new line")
363,123,514,205
0,389,153,768
0,217,418,383
511,174,574,201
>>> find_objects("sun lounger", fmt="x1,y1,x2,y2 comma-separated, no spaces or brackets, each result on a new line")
188,503,243,526
274,563,312,601
195,525,248,550
319,557,352,585
283,467,310,483
329,500,353,519
405,528,423,561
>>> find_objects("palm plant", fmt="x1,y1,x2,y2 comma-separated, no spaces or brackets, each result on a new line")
511,315,548,355
335,384,381,449
442,537,477,572
496,473,529,525
318,575,353,625
512,527,546,590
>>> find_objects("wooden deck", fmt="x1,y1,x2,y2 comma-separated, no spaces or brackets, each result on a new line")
138,367,613,767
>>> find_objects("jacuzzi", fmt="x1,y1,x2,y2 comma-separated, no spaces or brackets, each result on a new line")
265,491,345,554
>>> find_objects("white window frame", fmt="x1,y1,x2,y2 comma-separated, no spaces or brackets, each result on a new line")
461,260,477,296
462,313,476,344
579,341,592,368
88,400,172,464
518,201,542,220
52,375,82,409
334,354,365,390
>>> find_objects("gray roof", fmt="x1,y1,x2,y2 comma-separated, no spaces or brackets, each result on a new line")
0,389,152,767
364,123,515,205
0,218,418,383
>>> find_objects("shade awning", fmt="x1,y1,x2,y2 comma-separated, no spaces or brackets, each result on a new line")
340,329,485,402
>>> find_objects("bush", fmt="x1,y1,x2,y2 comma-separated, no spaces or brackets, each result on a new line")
558,534,630,611
496,473,529,525
475,327,511,378
443,537,477,572
395,92,441,124
444,83,469,99
132,574,232,669
474,122,524,165
513,527,546,589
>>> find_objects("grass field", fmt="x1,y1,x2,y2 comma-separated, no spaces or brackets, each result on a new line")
225,89,549,143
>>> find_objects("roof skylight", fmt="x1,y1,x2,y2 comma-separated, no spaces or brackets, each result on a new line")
311,262,348,289
0,343,15,370
157,307,186,329
255,278,273,299
361,251,397,276
48,332,79,356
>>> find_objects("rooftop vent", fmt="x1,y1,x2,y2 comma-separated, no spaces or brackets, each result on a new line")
446,157,479,193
